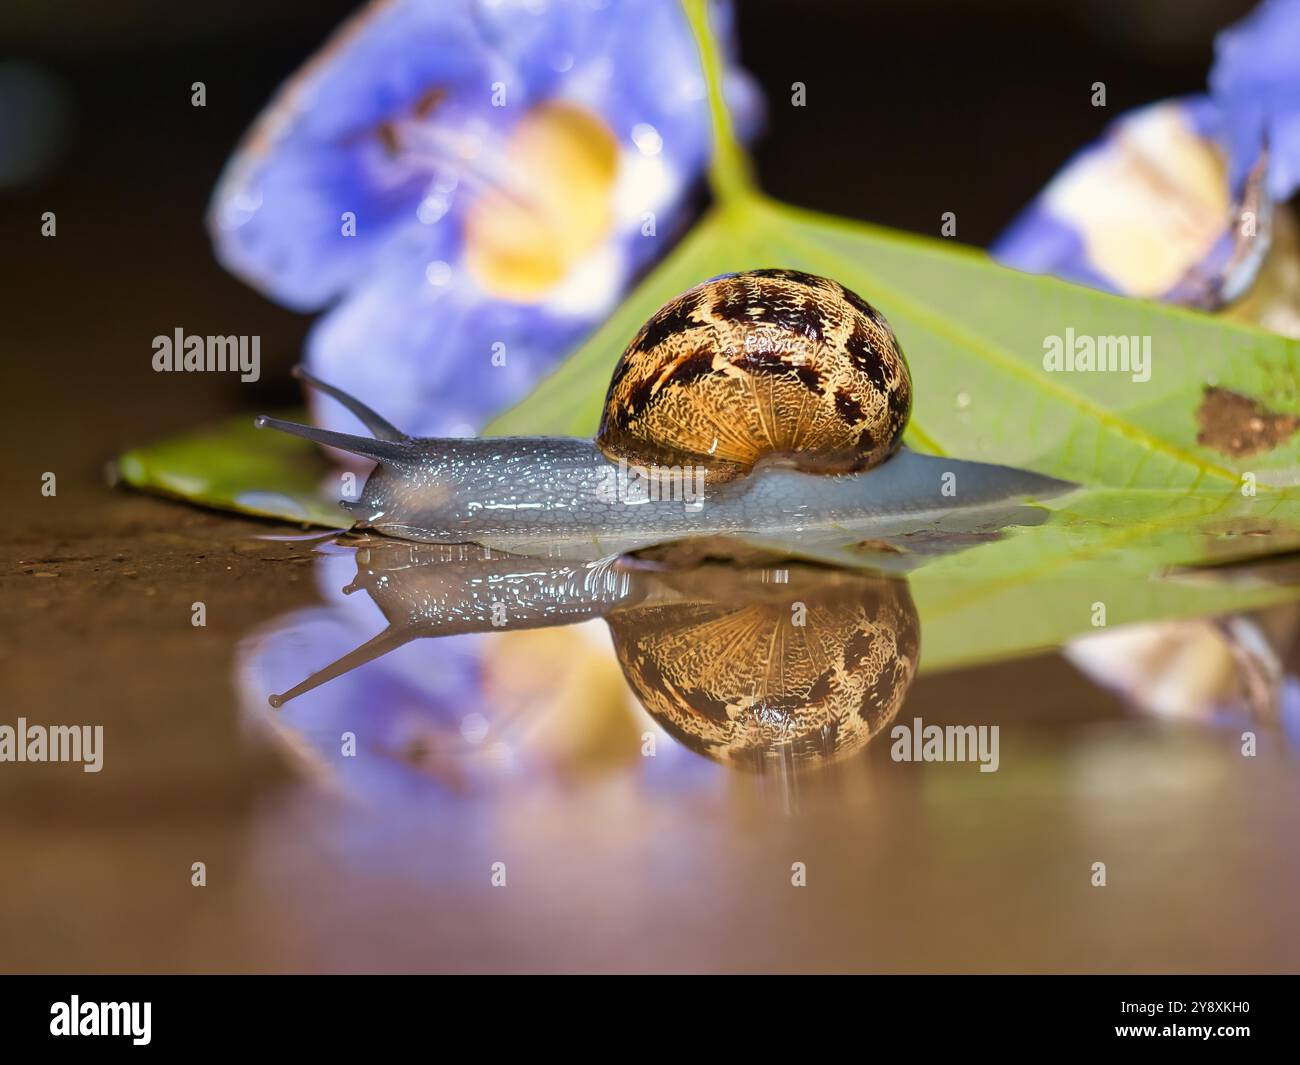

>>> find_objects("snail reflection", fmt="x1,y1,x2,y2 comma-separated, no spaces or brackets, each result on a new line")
261,537,919,771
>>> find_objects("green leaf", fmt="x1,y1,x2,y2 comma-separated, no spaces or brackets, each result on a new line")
486,194,1300,671
116,413,351,528
480,0,1300,670
118,0,1300,673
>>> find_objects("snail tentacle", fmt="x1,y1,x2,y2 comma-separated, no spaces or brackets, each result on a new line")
253,414,410,465
292,364,409,442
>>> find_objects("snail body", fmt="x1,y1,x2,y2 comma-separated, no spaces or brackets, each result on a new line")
258,270,1070,552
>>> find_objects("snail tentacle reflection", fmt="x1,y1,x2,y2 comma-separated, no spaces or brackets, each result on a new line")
265,539,920,769
267,544,645,707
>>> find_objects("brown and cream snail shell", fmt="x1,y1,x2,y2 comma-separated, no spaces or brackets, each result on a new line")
598,268,912,483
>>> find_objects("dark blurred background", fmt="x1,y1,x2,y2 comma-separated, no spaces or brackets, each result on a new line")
0,0,1258,470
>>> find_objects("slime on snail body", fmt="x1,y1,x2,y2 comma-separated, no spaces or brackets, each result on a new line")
257,269,1074,553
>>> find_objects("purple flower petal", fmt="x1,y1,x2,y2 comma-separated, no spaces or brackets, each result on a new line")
1210,0,1300,201
305,254,602,440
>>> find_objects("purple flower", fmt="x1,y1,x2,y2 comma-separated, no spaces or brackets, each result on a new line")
993,0,1300,300
209,0,759,441
1211,0,1300,202
992,98,1231,297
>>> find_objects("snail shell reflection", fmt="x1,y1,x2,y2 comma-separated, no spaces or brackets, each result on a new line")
606,562,918,769
269,540,919,770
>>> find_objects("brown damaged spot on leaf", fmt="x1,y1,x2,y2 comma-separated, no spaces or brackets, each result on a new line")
1195,386,1300,458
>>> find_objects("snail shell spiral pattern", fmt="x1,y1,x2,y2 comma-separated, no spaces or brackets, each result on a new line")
597,269,912,484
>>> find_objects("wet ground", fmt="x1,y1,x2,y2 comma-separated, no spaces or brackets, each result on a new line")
4,461,1299,972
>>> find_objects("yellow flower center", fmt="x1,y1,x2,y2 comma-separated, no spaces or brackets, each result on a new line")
463,101,620,301
1045,103,1230,298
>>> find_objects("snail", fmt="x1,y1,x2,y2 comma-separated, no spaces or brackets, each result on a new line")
257,269,1073,555
260,538,919,770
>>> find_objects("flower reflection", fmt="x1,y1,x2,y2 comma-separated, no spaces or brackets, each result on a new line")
236,538,921,786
